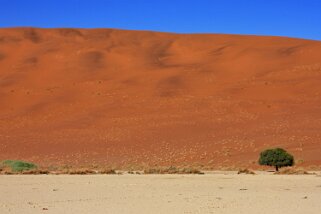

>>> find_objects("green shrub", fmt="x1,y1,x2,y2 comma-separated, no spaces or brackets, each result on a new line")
1,160,37,172
259,148,294,171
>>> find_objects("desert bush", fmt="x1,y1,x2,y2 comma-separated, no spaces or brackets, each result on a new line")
259,148,294,171
1,160,37,173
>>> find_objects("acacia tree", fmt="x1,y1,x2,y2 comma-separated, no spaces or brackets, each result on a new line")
259,148,294,171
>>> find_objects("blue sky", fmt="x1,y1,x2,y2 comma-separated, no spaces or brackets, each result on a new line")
0,0,320,40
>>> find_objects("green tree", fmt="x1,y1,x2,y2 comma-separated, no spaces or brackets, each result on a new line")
259,148,294,171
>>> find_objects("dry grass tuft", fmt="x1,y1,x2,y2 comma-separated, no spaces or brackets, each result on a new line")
99,169,117,174
67,169,96,175
22,169,50,175
274,168,315,175
237,168,256,175
144,166,204,175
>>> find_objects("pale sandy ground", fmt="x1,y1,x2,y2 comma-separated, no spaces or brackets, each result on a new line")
0,172,321,214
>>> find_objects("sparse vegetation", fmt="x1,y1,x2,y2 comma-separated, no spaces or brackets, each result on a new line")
67,169,96,175
259,148,294,171
21,169,49,175
99,169,116,174
274,168,314,175
237,168,255,175
1,160,37,173
143,166,204,174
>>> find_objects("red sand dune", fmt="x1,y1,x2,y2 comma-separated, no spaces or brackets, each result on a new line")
0,28,321,169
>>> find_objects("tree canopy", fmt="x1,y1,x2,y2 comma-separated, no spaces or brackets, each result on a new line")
259,148,294,171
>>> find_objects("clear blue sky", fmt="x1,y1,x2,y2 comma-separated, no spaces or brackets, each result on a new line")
1,0,321,40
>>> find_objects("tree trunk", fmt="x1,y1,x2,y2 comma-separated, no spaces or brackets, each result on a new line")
275,165,279,171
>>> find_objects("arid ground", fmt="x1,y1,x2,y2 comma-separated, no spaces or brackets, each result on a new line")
0,172,321,214
0,28,321,169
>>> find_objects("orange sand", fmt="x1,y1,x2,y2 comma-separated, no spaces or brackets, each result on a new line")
0,28,321,168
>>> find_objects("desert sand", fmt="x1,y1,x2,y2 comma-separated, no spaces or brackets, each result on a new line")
0,172,321,213
0,28,321,168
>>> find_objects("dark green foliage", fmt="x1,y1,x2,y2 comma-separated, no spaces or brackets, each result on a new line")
1,160,37,172
259,148,294,171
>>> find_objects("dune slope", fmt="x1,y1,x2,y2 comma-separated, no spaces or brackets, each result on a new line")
0,28,321,168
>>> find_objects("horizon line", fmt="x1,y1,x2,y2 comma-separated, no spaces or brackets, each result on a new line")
1,26,320,42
